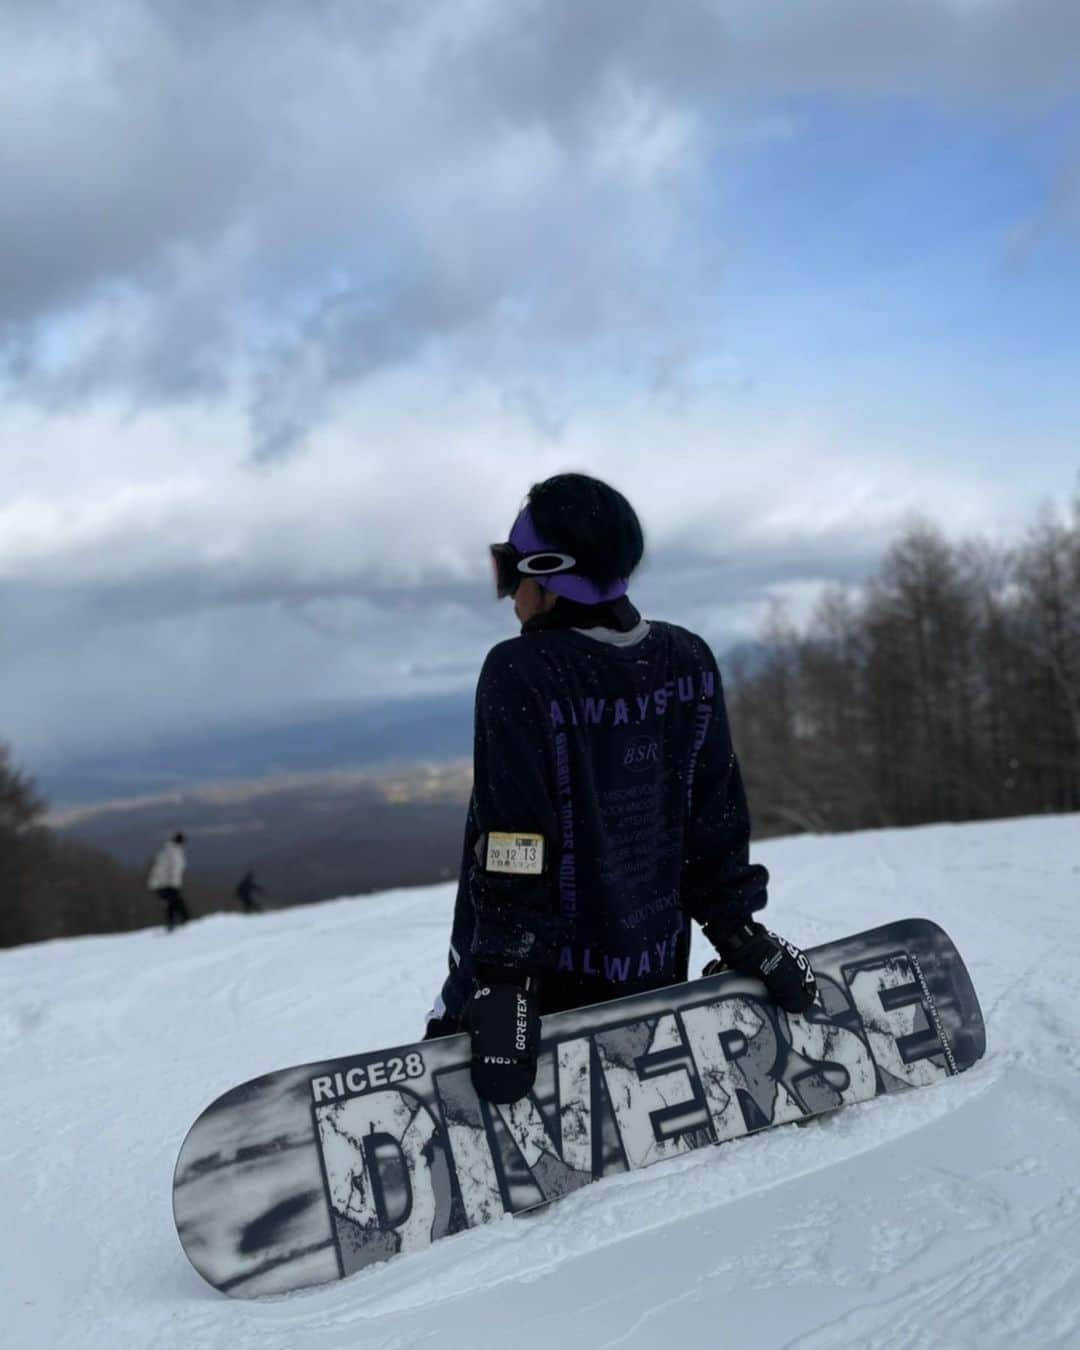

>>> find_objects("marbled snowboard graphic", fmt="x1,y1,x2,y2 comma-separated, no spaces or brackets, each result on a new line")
174,917,985,1297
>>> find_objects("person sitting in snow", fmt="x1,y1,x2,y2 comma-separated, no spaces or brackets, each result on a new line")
425,472,816,1104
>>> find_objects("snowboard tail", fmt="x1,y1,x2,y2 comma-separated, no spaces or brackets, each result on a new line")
173,917,985,1297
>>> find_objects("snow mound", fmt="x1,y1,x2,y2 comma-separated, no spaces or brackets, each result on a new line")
3,814,1079,1349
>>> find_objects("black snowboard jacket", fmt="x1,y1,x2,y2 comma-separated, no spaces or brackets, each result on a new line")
433,597,768,1022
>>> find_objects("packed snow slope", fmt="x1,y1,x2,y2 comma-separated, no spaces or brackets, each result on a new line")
3,815,1079,1350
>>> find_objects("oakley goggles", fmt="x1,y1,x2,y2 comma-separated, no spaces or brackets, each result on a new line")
489,542,578,599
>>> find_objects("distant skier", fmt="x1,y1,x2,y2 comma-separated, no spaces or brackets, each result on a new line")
424,473,816,1104
235,870,264,913
148,832,189,932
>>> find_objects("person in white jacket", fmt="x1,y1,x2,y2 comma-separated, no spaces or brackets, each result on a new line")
148,832,189,932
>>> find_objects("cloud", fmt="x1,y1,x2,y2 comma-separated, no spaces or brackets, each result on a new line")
3,1,1077,459
0,1,708,457
3,1,1078,774
1,368,1051,766
1007,153,1080,266
0,375,1015,588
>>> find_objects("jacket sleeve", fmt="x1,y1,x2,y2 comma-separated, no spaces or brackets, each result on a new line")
466,644,562,974
680,648,768,943
429,794,483,1026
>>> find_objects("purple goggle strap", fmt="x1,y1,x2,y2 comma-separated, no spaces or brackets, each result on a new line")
508,506,628,606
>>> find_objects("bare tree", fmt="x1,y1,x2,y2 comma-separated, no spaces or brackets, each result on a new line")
1011,494,1080,811
0,744,45,836
726,493,1080,837
1,740,152,947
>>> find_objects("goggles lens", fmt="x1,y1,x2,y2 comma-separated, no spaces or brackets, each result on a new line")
490,544,520,599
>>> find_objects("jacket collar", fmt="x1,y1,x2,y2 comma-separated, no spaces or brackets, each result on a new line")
521,594,642,635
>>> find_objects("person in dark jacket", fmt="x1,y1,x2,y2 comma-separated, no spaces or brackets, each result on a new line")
426,473,816,1104
235,870,264,913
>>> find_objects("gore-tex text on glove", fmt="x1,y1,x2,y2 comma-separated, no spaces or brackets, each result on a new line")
463,975,540,1103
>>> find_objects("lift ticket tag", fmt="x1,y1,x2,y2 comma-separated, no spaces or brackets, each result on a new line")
485,832,545,875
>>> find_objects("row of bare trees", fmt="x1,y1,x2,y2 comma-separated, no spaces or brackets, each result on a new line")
0,745,152,948
729,495,1080,836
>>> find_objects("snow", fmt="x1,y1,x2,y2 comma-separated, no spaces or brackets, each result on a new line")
3,813,1080,1349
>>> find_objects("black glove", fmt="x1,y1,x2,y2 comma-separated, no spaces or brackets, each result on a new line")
462,970,540,1104
703,922,817,1014
423,1014,461,1040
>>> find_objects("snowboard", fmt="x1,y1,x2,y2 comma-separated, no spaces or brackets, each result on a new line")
173,917,984,1298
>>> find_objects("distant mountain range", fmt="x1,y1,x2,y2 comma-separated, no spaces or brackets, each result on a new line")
38,692,474,910
36,639,765,811
37,690,475,808
53,760,474,910
39,641,765,912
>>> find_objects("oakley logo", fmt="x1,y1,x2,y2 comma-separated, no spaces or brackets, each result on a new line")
517,552,577,577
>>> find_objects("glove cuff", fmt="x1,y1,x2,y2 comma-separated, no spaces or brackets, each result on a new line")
704,917,764,957
474,964,540,993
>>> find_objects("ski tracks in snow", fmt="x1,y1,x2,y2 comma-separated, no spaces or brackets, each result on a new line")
3,814,1080,1350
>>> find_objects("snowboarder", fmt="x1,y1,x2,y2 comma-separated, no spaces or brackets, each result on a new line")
425,473,816,1105
148,832,190,932
235,870,264,913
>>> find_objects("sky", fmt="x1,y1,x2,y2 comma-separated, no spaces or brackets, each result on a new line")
2,0,1078,779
